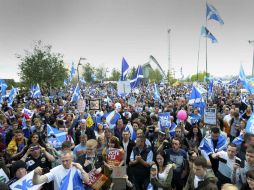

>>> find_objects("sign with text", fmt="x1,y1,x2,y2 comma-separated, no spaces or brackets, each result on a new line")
158,112,171,132
107,148,122,166
117,81,131,96
87,170,108,190
204,107,217,125
10,170,44,190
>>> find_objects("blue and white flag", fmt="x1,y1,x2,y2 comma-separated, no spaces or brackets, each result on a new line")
60,168,84,190
130,65,143,89
0,79,7,96
104,111,121,129
125,123,135,141
64,79,68,86
241,93,249,105
206,2,224,25
47,124,67,149
246,113,254,134
208,80,213,96
33,84,42,98
8,86,17,106
201,26,218,43
154,83,161,101
69,62,76,82
158,112,171,132
188,85,206,115
239,65,247,83
232,133,244,145
121,57,130,81
71,84,80,102
22,117,27,128
79,77,86,84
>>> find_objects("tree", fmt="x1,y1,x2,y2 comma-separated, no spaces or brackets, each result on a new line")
149,68,163,82
18,41,68,88
82,63,95,83
109,69,121,81
190,71,210,82
127,66,136,79
95,67,105,81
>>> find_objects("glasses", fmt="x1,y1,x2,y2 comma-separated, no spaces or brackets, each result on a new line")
175,131,181,133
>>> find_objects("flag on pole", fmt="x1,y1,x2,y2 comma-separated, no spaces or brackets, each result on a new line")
33,84,42,98
8,86,17,106
0,79,7,96
69,62,76,82
154,83,161,101
201,26,218,43
130,65,143,89
121,57,130,81
206,2,224,25
188,85,206,115
71,84,80,102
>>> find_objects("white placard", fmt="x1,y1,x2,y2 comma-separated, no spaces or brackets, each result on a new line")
117,81,131,95
0,168,9,183
204,107,217,125
10,170,44,190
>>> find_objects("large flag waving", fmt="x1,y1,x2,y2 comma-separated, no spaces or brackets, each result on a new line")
33,84,42,98
0,79,7,96
206,2,224,25
130,65,143,89
201,26,218,43
121,57,130,81
69,62,76,82
8,86,17,106
188,85,206,115
71,84,80,102
60,168,85,190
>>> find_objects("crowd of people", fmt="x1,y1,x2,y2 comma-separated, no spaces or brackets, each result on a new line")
0,81,254,190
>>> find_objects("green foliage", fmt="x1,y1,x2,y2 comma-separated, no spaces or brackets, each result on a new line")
109,69,121,81
127,66,136,79
82,63,95,83
190,71,210,82
149,68,163,82
18,41,68,88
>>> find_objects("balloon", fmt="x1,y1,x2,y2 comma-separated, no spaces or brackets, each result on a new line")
177,110,187,121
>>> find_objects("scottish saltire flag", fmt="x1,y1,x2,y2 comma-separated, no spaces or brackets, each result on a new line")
33,84,42,98
69,62,76,82
121,57,130,81
201,26,218,43
104,111,121,129
158,112,171,132
130,65,143,89
208,80,213,96
60,168,85,190
239,65,247,83
246,113,254,134
188,85,206,115
0,79,7,96
199,134,227,160
64,79,68,86
169,122,177,137
154,83,161,101
80,77,86,84
71,84,80,102
125,123,135,141
47,124,67,148
206,2,224,25
232,133,244,145
8,86,17,106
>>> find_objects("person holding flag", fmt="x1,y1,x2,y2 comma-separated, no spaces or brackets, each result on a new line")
33,151,89,190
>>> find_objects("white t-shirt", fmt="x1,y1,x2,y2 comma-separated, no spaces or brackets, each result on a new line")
45,165,81,190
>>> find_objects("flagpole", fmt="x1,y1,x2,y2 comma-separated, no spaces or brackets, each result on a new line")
205,0,209,102
196,34,201,81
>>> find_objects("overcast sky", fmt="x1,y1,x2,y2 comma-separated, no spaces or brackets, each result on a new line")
0,0,254,81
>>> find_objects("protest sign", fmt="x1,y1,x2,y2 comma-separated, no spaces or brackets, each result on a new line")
158,112,171,132
89,99,101,110
10,170,44,190
0,168,9,183
204,107,217,125
107,148,122,166
87,170,108,190
117,81,131,96
77,98,86,113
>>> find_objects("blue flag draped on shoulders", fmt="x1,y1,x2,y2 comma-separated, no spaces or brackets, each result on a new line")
188,85,206,115
199,134,227,160
232,133,244,145
246,113,254,134
60,168,85,190
121,57,130,81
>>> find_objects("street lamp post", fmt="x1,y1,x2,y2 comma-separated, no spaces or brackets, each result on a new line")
249,40,254,76
77,57,86,84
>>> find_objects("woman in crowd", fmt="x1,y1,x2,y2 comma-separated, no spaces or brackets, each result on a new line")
186,125,203,146
150,150,174,190
95,123,105,140
241,170,254,190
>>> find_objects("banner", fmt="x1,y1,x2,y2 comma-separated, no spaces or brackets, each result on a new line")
22,108,34,118
107,148,122,166
10,170,44,190
117,81,131,96
77,99,86,113
158,112,171,132
87,170,108,190
0,168,9,183
204,108,217,125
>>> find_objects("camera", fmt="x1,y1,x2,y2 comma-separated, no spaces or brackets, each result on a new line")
163,142,170,149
